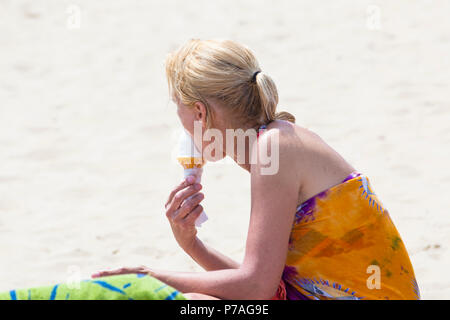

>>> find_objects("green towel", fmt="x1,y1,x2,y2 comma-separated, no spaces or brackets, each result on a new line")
0,274,186,300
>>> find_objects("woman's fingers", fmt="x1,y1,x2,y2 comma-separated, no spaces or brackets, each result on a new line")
165,176,196,208
166,184,202,216
182,204,204,225
91,266,148,278
173,193,204,221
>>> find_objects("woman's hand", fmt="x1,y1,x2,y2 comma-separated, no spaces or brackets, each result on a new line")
165,176,204,252
91,265,154,279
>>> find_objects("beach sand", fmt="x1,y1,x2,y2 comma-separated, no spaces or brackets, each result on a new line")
0,0,449,299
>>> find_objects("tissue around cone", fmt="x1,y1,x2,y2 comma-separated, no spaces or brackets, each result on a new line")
177,157,204,169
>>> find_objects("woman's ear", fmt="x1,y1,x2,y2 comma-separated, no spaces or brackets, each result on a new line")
193,101,208,127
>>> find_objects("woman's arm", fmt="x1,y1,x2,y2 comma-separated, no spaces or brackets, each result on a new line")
186,237,240,271
153,130,301,299
95,129,300,299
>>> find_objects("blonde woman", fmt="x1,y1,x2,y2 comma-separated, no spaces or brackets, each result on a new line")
95,39,419,300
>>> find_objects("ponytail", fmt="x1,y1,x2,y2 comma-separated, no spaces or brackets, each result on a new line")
275,111,296,123
254,72,295,124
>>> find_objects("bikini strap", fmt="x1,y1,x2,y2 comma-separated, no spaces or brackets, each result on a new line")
257,124,267,139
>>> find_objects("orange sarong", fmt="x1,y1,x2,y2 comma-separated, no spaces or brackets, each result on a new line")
279,172,419,300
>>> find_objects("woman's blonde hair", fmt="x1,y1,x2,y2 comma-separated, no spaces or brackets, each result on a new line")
165,39,295,128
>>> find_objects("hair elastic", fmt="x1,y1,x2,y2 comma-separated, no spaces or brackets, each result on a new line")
251,71,261,83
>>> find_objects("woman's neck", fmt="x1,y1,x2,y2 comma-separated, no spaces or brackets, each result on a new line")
226,121,264,173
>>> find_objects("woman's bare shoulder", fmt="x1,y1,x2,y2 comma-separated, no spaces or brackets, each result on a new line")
265,120,322,151
253,120,306,178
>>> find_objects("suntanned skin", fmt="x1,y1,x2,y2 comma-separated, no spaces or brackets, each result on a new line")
92,99,355,300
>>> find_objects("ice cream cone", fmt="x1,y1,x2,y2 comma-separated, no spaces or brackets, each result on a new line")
177,130,208,227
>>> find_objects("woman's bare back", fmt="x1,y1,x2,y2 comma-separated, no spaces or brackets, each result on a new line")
267,121,356,206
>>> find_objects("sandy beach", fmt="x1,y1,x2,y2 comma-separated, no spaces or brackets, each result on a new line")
0,0,449,299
